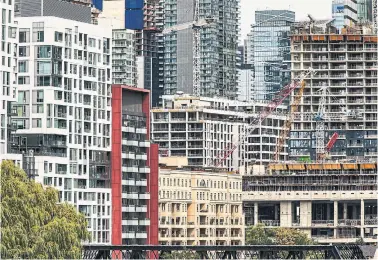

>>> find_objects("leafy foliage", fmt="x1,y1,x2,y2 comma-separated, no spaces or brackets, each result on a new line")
246,224,314,245
161,251,200,259
0,160,90,259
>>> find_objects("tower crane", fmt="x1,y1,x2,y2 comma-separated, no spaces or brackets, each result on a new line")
162,1,215,96
274,80,307,162
212,68,315,170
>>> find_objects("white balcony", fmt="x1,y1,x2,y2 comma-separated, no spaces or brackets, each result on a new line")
122,206,135,212
124,140,139,146
136,179,147,186
136,154,147,160
139,193,150,200
122,232,135,239
122,126,135,133
136,232,147,239
136,128,147,134
136,206,147,212
139,219,150,226
122,152,135,159
139,141,150,148
121,179,135,186
122,219,139,225
123,166,139,173
139,167,150,173
122,193,139,199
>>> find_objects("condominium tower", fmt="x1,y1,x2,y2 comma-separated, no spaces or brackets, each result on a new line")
10,16,113,244
289,21,377,161
160,0,240,98
0,0,18,162
247,10,294,102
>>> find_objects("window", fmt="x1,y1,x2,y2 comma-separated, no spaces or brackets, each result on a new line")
37,61,51,74
19,28,30,43
32,118,42,128
19,46,29,57
18,61,28,73
32,22,44,42
18,76,30,85
36,46,51,58
37,76,51,86
54,31,63,42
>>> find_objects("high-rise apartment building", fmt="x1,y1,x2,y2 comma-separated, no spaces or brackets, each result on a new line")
159,0,240,98
237,64,255,102
10,16,113,244
357,0,373,23
100,0,161,107
111,85,159,246
159,168,244,246
112,29,137,86
243,162,377,243
151,94,287,171
0,0,18,162
248,10,294,102
290,22,377,161
332,0,358,31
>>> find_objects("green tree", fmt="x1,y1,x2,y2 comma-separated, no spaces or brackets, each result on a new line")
246,224,313,245
245,223,275,245
0,160,90,259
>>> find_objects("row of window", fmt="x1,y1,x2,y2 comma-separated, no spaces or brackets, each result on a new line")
159,177,242,190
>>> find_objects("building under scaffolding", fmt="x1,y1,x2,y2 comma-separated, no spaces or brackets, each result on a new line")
243,162,377,244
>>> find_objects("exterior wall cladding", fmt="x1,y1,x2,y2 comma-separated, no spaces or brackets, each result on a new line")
125,0,144,29
14,0,92,23
160,0,240,98
111,85,159,246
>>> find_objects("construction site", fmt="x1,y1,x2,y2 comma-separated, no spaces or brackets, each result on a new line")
241,16,378,244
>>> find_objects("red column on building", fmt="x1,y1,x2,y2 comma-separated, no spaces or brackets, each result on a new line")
111,85,159,248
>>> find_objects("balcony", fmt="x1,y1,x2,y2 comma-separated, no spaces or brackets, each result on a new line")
136,154,147,160
139,167,150,173
123,140,139,146
136,179,147,186
136,232,147,239
122,206,135,212
122,179,135,186
122,152,135,159
139,193,150,200
123,166,139,173
122,193,139,199
260,220,280,226
338,219,361,226
139,219,150,226
122,219,138,225
136,128,147,134
122,232,135,239
122,126,135,133
311,220,334,226
139,141,150,148
136,205,147,212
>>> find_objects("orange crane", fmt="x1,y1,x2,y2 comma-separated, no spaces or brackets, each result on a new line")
274,80,306,162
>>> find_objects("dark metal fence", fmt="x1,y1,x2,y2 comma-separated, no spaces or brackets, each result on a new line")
82,244,367,259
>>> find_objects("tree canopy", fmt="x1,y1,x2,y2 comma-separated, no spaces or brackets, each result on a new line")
246,224,314,245
0,160,90,259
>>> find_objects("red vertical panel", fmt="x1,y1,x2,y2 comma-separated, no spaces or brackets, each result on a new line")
111,85,122,247
147,144,159,259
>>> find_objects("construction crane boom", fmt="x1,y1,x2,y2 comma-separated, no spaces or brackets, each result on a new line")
274,80,306,162
213,68,315,168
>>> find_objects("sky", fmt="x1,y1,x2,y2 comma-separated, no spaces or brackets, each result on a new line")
240,0,333,41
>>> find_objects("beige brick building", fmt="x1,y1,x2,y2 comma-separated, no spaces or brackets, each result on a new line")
159,169,244,246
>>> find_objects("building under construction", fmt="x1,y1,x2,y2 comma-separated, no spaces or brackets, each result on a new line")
289,18,377,161
243,161,377,244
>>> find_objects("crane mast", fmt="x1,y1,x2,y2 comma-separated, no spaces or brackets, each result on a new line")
193,0,201,96
315,86,327,161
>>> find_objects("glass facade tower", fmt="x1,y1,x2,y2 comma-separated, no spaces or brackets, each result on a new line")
249,10,295,102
